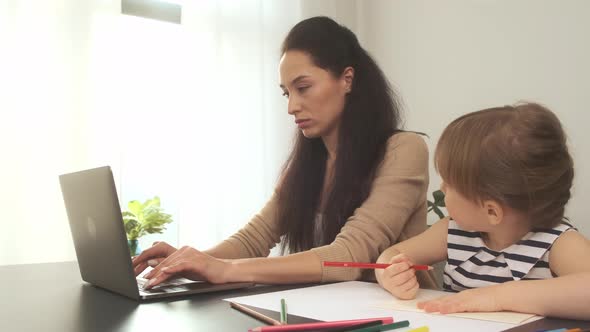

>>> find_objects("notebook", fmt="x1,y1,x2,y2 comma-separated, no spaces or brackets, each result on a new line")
59,166,254,300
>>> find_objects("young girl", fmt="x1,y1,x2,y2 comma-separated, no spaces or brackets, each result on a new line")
376,103,590,320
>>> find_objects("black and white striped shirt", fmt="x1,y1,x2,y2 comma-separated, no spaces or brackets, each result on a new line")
443,219,575,292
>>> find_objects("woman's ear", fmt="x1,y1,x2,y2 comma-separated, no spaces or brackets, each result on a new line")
483,200,504,226
342,67,354,93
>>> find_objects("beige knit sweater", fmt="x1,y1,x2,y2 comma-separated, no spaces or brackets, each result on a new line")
223,132,436,286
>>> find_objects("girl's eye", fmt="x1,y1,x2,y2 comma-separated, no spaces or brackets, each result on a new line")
282,91,289,98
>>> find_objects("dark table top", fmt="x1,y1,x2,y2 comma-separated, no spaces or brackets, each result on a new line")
0,261,317,332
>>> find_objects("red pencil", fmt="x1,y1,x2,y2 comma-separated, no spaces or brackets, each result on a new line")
323,261,433,271
248,317,393,332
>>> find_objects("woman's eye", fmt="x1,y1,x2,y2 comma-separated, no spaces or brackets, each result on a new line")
297,86,309,93
282,91,289,98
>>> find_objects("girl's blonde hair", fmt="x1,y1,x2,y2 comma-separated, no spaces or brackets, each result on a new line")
435,103,574,228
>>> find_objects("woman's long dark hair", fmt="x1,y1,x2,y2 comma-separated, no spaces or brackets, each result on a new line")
278,16,403,253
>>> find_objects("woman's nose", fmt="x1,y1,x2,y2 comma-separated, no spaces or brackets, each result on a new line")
287,96,301,115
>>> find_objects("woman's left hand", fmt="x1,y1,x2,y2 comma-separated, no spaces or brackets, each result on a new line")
417,286,502,314
143,245,234,289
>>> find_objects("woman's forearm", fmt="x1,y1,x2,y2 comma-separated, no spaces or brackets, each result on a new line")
226,250,323,284
498,273,590,320
204,241,247,259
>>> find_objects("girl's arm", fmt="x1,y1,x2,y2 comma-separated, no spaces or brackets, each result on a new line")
376,217,449,267
418,230,590,320
499,230,590,319
495,271,590,319
376,218,448,299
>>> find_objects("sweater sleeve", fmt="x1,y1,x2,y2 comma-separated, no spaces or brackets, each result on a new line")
222,192,282,259
311,132,430,282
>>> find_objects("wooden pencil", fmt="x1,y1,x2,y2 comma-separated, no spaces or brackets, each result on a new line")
230,301,283,326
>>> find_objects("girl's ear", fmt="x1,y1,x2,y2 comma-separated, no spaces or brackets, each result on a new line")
483,200,504,226
341,66,354,93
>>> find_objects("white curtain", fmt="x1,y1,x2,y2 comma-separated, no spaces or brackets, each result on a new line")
0,0,112,265
0,0,319,265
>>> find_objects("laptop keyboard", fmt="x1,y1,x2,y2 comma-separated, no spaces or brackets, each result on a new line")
137,276,198,294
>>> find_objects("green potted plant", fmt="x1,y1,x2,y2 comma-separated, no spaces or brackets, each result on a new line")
122,196,173,256
427,189,446,219
426,189,447,288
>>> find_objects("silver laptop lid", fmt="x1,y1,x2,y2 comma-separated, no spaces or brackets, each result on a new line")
59,166,140,300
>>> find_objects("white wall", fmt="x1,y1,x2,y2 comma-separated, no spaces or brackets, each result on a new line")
357,0,590,235
301,0,358,31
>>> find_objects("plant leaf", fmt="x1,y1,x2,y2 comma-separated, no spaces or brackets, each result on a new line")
432,206,446,219
122,196,173,240
433,190,445,206
127,200,143,218
123,217,138,235
142,196,160,210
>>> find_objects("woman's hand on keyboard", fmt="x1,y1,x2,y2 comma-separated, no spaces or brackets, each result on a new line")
132,241,177,277
139,245,232,289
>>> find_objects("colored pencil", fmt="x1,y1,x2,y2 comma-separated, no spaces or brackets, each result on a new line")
230,301,283,326
347,320,410,332
407,327,429,332
248,317,394,332
323,261,433,270
346,320,409,332
325,320,384,332
280,298,287,324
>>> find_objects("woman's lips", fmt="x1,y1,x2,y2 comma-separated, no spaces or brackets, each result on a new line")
295,119,311,129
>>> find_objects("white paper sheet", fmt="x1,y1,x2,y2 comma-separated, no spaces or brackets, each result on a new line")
373,288,536,324
225,281,535,332
225,281,540,332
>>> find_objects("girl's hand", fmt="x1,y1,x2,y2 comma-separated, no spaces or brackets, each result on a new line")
417,286,502,314
142,245,234,288
380,253,419,300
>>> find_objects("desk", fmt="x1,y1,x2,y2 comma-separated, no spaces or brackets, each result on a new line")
4,262,588,332
0,261,313,332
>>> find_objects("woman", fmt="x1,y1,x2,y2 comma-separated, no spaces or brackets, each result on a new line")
133,16,435,288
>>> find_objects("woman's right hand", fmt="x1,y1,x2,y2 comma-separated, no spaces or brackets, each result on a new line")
131,241,178,276
380,253,419,300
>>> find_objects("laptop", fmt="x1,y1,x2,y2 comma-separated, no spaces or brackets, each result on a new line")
59,166,254,300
